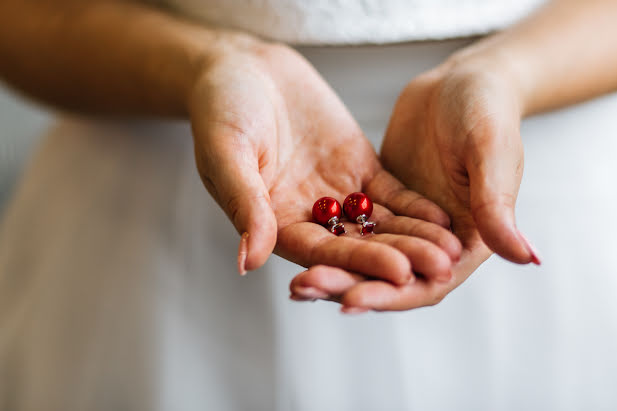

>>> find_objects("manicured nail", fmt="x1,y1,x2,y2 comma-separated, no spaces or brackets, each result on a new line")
237,232,249,275
519,231,542,265
294,286,329,300
341,306,369,315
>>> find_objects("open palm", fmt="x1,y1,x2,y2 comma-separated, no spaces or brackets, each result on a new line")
189,43,461,286
293,65,542,311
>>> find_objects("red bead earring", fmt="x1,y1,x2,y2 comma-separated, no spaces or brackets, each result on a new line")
312,197,346,235
343,192,376,235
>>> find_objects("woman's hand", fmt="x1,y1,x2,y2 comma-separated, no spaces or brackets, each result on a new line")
291,58,542,311
190,39,461,285
290,0,617,312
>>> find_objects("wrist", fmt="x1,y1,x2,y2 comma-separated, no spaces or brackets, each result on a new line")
440,44,534,117
187,34,299,119
185,30,272,115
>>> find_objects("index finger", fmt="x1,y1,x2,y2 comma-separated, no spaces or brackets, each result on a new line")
364,169,451,228
276,222,414,285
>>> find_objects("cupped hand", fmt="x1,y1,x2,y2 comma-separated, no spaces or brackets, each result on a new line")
189,38,461,284
291,58,541,311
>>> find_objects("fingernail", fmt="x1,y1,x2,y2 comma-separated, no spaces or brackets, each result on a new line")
341,306,369,315
289,293,316,302
237,232,249,275
294,286,329,300
519,231,542,265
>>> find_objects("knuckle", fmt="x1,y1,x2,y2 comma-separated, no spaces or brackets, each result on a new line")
444,235,463,259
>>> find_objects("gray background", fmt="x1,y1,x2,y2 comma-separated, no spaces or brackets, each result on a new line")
0,84,52,215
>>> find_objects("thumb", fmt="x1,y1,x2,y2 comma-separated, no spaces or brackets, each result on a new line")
466,125,541,265
200,146,278,275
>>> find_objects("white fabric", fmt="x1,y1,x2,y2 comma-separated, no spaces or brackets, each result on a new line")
2,39,617,411
162,0,546,45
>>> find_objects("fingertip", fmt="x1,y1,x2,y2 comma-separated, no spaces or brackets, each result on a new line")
449,240,463,263
243,234,274,271
441,231,463,262
410,198,451,228
299,265,333,286
341,281,396,310
341,306,370,315
289,266,327,292
430,206,452,229
519,231,543,265
393,261,414,286
294,265,336,290
474,206,533,264
433,252,454,283
390,249,414,286
293,265,366,299
340,287,367,309
413,245,452,283
292,286,329,300
289,293,316,302
360,241,413,285
242,209,278,272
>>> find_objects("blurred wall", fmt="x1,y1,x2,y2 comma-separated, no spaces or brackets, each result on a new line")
0,84,52,214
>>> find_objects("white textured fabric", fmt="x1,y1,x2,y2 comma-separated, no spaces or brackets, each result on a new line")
2,40,617,411
162,0,546,44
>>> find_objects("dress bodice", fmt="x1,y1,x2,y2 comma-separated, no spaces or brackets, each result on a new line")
160,0,545,45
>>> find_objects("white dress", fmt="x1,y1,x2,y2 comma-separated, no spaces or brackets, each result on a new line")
2,2,617,411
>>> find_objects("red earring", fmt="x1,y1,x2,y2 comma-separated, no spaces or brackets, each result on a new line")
312,197,346,235
343,192,376,235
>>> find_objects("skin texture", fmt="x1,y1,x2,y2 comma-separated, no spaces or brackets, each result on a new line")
291,67,519,310
190,44,462,282
2,0,617,312
292,0,617,311
0,0,461,289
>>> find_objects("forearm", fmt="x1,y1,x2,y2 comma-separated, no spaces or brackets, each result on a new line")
0,0,259,116
447,0,617,116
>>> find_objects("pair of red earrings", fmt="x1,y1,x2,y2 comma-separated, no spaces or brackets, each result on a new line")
312,192,376,236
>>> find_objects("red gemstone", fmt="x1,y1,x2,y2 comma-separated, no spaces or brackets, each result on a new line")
331,223,346,236
312,197,343,226
361,222,376,236
343,192,373,221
